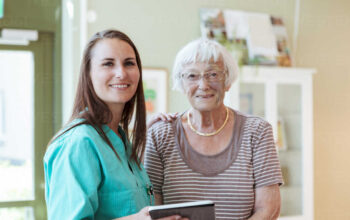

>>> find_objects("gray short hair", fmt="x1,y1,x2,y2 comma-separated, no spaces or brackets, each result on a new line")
172,38,239,92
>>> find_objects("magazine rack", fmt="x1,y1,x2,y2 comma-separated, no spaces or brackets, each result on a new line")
225,66,316,220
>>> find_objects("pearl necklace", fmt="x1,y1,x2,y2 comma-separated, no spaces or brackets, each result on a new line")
187,107,229,137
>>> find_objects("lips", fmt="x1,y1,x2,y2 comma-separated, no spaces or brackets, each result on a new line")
196,94,214,98
109,83,130,88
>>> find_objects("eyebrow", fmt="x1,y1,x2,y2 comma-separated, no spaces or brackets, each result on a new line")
184,66,222,72
125,57,136,61
100,57,136,62
101,58,114,62
207,64,222,70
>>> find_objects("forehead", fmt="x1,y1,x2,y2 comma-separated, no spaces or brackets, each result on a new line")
182,59,225,71
91,38,135,59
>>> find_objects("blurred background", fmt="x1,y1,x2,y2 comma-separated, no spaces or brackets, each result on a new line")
0,0,349,219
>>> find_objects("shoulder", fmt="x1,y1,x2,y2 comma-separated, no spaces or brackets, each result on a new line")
146,120,178,153
55,122,100,145
44,122,101,162
148,120,175,136
233,110,273,144
235,110,271,132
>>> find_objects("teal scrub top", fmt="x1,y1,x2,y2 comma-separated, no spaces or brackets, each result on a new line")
44,121,154,220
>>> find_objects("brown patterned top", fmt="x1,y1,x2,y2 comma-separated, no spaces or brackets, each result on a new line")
144,109,283,219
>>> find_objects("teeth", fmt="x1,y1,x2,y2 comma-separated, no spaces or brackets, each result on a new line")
110,84,128,88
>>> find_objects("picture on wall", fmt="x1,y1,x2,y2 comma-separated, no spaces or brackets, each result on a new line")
0,0,4,19
199,8,292,66
142,68,167,118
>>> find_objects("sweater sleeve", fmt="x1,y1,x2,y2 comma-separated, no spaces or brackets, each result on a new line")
252,120,284,188
144,124,165,195
44,134,102,220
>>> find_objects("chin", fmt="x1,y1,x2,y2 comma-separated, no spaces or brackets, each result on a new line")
105,97,133,106
192,105,216,112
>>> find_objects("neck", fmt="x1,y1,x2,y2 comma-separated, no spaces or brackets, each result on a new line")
107,103,125,136
188,105,228,135
192,106,226,127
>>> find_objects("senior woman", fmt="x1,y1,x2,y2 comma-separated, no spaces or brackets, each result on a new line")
144,38,283,220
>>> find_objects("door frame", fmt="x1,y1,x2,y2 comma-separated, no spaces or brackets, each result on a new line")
0,31,59,220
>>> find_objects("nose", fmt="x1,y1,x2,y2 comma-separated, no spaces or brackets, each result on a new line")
197,76,210,90
113,66,127,79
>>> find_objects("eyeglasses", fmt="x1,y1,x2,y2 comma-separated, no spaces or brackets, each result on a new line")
181,70,226,83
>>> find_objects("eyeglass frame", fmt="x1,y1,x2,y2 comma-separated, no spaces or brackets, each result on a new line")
180,69,227,83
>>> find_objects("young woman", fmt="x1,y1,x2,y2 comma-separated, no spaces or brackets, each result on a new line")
44,29,185,220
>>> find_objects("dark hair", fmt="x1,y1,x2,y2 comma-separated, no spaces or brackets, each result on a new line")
51,29,146,168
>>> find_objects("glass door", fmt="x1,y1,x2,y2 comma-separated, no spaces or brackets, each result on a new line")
234,66,315,219
0,32,54,220
239,82,266,118
277,84,303,216
0,50,35,219
238,80,305,218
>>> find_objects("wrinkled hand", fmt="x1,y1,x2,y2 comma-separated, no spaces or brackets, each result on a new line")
147,113,179,129
134,206,189,220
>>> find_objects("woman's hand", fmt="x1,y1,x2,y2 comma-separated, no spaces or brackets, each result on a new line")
147,113,179,129
132,206,188,220
132,206,152,220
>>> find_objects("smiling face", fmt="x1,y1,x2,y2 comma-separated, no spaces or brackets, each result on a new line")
181,59,229,112
90,38,140,111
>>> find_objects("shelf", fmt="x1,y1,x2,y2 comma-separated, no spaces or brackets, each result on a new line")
226,66,315,219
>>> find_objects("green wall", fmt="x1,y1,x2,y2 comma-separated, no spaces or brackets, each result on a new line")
0,0,59,31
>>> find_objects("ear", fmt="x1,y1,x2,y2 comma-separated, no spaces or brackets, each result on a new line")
224,84,231,92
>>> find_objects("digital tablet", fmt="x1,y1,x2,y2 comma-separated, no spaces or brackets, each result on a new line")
148,200,215,220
